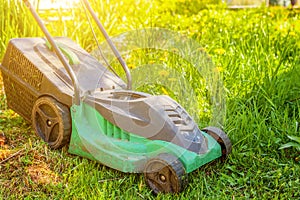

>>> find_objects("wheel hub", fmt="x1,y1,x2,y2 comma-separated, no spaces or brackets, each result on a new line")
47,120,52,126
159,174,166,182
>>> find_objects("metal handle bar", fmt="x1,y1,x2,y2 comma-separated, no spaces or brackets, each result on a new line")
81,0,132,90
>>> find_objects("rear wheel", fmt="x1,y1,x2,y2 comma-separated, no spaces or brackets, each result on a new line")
144,154,187,194
202,126,232,159
32,96,71,149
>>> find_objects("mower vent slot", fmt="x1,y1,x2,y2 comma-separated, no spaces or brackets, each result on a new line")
103,119,130,141
166,110,180,118
164,106,190,126
178,124,195,131
171,117,185,125
7,46,43,91
165,108,175,112
2,75,35,121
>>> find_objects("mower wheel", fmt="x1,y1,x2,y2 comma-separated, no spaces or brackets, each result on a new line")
202,126,232,159
144,153,187,194
32,96,71,149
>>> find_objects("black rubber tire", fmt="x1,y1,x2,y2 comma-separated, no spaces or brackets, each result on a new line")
202,126,232,159
32,96,71,149
144,153,187,194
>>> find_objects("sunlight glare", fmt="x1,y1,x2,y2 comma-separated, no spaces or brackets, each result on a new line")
34,0,80,10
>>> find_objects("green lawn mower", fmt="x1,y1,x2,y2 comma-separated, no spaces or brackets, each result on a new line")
0,0,232,194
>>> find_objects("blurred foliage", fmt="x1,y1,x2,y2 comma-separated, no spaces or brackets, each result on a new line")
1,0,300,120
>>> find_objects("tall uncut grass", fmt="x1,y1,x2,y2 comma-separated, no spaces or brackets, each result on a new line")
1,0,300,199
0,0,39,56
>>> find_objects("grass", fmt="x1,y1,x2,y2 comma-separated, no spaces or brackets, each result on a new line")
1,0,300,199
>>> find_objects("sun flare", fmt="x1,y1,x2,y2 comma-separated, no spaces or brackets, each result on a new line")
33,0,80,10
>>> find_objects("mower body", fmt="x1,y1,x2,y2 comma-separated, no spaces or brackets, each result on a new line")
0,37,222,173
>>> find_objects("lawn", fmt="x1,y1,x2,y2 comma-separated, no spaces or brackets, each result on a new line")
0,0,300,199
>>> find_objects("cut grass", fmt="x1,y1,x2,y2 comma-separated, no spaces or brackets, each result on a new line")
1,0,300,199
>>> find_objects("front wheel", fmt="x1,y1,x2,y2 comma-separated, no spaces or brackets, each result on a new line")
144,153,187,194
202,126,232,159
32,96,71,149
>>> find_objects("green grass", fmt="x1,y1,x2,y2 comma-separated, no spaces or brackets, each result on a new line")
1,0,300,199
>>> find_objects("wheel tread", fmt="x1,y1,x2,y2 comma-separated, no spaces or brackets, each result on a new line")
202,126,232,158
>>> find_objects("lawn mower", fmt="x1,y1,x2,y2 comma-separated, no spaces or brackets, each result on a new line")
0,0,232,194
